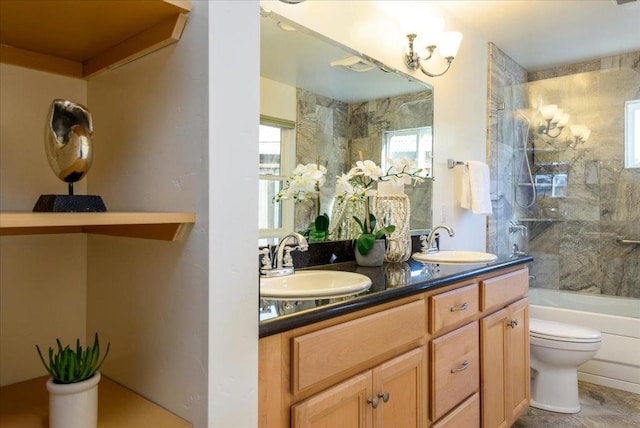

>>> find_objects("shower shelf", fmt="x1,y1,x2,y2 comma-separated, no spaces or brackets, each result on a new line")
517,218,564,222
519,148,566,153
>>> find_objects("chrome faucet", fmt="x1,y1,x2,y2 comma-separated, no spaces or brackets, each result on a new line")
424,225,455,254
260,233,309,277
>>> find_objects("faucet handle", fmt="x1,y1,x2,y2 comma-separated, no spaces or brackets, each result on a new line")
283,247,294,267
419,235,429,253
259,248,272,270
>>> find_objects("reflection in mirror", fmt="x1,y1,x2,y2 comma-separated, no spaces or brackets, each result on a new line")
260,10,433,243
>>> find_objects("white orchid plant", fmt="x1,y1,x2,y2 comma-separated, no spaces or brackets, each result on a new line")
337,157,429,255
273,162,330,241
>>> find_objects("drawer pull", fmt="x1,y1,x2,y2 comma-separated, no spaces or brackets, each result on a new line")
507,319,519,328
450,360,469,373
367,396,379,408
450,302,468,312
377,391,390,403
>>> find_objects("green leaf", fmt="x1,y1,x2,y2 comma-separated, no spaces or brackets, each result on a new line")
352,216,367,234
36,333,110,384
375,225,395,240
368,213,377,232
356,233,376,255
35,345,55,378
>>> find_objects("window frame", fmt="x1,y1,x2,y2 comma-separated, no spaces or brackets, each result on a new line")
259,115,296,240
381,126,433,175
625,99,640,169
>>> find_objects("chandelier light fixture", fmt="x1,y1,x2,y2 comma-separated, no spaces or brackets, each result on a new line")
537,104,570,138
403,31,463,77
535,103,591,148
568,125,591,148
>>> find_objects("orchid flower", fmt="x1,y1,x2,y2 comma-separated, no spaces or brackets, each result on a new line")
273,162,327,203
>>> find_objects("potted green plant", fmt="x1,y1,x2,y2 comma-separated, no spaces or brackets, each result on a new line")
36,333,110,428
336,157,428,266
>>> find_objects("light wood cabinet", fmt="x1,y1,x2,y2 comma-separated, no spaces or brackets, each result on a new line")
292,347,427,428
0,212,195,241
0,0,191,79
259,266,530,428
480,270,530,428
0,2,194,425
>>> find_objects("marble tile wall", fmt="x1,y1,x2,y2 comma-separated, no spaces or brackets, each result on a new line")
296,88,433,233
489,47,640,298
295,89,349,231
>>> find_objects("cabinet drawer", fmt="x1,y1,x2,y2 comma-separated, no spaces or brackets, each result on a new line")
430,321,479,422
430,283,478,334
432,392,480,428
480,268,528,313
292,300,426,394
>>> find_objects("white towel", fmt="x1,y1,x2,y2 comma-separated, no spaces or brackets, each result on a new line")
460,161,492,215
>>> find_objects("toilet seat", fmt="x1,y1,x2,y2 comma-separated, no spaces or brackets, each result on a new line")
530,318,601,343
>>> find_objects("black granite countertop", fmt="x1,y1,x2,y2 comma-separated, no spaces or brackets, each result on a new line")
259,254,533,338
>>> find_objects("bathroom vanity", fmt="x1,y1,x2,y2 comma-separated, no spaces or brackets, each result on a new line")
259,256,532,427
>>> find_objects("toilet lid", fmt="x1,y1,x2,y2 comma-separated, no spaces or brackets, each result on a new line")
530,318,602,343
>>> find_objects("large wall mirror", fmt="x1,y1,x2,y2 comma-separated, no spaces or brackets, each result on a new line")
259,10,434,243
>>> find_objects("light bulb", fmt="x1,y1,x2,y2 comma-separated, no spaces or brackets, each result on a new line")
557,113,570,127
540,105,558,120
438,31,463,58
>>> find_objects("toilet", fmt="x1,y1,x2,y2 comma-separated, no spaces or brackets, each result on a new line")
529,317,602,413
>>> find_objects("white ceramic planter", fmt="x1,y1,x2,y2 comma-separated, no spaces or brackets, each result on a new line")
47,371,100,428
355,239,386,267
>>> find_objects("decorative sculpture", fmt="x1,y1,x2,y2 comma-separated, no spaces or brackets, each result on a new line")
33,99,106,212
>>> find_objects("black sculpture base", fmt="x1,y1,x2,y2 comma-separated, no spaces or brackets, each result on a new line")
33,195,107,212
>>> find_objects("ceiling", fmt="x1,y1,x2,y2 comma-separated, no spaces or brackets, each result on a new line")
260,12,428,103
261,0,640,102
437,0,640,71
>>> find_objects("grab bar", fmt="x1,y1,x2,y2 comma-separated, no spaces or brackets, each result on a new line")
615,236,640,245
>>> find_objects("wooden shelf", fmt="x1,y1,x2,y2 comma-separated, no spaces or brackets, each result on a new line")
0,376,192,427
0,212,195,241
0,0,191,78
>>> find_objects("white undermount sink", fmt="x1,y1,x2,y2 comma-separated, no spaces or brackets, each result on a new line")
260,270,372,300
412,250,498,265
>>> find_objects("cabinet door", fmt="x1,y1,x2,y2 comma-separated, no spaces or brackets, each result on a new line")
480,308,508,428
291,371,373,428
506,298,530,423
373,346,427,428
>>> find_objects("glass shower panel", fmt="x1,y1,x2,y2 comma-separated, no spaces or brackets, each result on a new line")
498,67,640,300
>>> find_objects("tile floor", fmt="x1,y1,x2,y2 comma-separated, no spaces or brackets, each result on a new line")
514,382,640,428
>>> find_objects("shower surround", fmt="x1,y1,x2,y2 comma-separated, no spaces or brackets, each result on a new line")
488,45,640,299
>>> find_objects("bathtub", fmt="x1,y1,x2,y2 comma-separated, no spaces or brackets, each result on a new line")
528,287,640,394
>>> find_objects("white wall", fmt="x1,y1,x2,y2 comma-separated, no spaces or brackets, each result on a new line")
208,1,259,427
0,64,87,386
86,1,210,426
261,0,490,251
261,77,297,121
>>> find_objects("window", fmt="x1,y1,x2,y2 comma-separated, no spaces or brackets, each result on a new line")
381,127,433,175
259,117,295,240
625,99,640,168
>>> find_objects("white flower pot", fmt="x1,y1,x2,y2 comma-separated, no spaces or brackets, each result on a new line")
355,239,386,267
47,371,100,428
